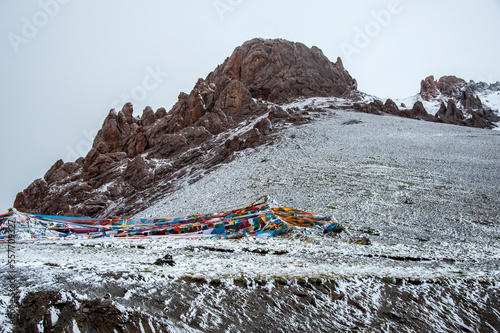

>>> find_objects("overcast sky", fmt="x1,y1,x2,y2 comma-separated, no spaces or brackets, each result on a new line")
1,0,499,211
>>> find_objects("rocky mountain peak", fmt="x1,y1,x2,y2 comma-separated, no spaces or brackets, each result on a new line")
13,39,499,218
208,38,357,102
14,38,357,218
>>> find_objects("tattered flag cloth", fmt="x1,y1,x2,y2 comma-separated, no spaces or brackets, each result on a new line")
0,196,343,241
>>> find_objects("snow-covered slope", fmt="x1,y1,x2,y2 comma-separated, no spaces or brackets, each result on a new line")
393,94,442,115
2,103,500,332
135,101,500,269
478,89,500,114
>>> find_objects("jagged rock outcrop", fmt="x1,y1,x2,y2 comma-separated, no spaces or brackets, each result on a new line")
352,98,435,121
410,101,434,121
208,38,357,103
420,76,440,101
14,38,357,218
435,76,467,98
436,100,464,126
419,75,499,128
435,99,500,128
420,75,467,101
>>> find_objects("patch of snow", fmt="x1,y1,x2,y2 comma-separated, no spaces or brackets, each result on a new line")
197,92,206,110
478,90,500,112
98,180,116,193
476,89,500,129
280,96,355,111
124,290,134,300
147,158,173,169
139,320,147,333
225,112,270,141
73,320,81,333
393,94,443,116
49,306,59,326
355,91,378,104
37,320,44,332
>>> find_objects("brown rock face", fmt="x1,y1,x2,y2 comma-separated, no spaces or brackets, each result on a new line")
436,100,465,125
14,38,357,218
420,75,467,101
460,88,483,110
420,76,440,101
410,101,433,120
209,38,357,103
14,179,49,213
436,76,467,98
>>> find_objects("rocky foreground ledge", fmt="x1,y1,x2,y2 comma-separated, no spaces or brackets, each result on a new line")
2,236,499,333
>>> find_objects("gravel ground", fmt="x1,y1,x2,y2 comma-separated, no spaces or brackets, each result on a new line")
138,102,500,275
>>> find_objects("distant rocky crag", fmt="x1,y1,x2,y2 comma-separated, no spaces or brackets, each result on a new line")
352,75,499,128
420,75,499,127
